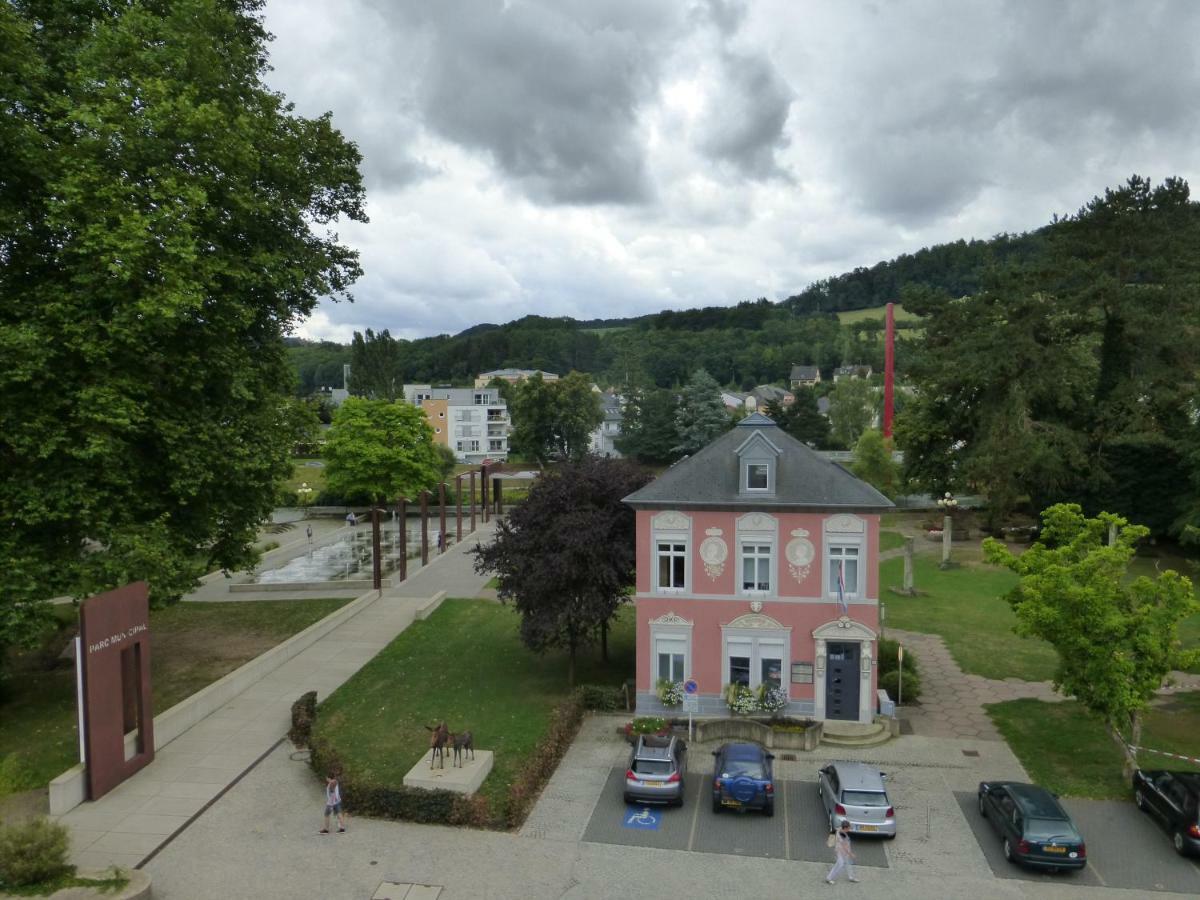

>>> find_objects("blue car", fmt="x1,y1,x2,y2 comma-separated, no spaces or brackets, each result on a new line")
711,742,775,816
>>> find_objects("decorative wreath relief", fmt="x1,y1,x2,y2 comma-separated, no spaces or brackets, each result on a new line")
699,528,727,579
786,528,815,582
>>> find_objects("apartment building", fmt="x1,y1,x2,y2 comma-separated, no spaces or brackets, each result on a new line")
402,384,510,463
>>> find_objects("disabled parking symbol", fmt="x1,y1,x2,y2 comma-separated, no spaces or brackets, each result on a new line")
623,806,661,831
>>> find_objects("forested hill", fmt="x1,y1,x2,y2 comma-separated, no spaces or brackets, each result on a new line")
288,228,1047,393
781,230,1046,314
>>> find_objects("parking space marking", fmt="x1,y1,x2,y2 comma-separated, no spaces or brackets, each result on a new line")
685,776,703,851
623,807,661,831
955,792,1103,888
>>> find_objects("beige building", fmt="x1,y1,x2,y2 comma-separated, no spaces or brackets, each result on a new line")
403,385,510,463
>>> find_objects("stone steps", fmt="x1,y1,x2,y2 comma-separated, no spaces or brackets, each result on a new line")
819,720,893,748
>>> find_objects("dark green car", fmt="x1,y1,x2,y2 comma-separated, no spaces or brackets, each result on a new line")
977,781,1087,871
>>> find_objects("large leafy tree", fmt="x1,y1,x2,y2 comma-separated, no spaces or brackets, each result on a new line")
673,369,730,456
826,377,878,449
0,0,366,631
508,372,603,466
616,386,680,464
851,430,899,500
323,400,441,503
900,177,1200,532
764,389,830,448
984,505,1199,775
473,457,652,685
348,328,404,400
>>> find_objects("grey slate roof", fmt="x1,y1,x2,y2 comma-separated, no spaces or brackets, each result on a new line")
790,364,820,381
624,414,893,510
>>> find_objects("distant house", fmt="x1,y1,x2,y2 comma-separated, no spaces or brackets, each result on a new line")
789,365,821,389
721,391,756,414
474,368,560,388
817,396,831,417
833,365,873,382
750,384,795,412
590,392,623,458
402,384,510,463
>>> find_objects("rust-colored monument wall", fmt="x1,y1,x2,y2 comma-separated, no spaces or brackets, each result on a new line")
79,582,155,800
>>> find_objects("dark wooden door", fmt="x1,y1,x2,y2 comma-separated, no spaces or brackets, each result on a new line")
826,642,860,721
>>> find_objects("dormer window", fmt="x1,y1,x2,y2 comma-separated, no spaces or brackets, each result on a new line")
747,464,769,491
734,421,781,497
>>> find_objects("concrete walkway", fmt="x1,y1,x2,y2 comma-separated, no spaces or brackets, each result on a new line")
55,520,496,872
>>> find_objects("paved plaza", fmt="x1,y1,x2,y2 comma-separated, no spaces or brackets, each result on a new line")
38,512,1200,897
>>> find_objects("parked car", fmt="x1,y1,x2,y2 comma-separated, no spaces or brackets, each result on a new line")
711,742,775,816
623,734,686,806
1133,769,1200,856
816,762,896,837
977,781,1087,871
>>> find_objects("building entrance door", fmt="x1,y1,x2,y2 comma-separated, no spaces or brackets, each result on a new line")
825,642,860,721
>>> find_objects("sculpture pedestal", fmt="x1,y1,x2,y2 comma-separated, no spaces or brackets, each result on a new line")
402,749,493,795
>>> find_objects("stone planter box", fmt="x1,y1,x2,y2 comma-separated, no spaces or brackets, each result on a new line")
694,717,822,751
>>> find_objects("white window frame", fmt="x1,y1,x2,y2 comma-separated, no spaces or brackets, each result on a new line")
746,463,769,491
739,542,772,594
736,513,777,598
649,619,692,688
827,545,861,600
655,541,688,593
651,512,691,595
721,628,789,696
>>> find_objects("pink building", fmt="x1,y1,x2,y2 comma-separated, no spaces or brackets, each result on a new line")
623,413,892,723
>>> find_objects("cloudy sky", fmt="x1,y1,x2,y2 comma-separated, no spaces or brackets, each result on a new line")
262,0,1200,342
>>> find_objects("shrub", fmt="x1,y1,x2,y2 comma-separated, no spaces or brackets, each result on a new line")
574,683,624,711
289,691,318,747
878,668,920,704
504,694,584,828
724,683,759,714
260,540,281,553
0,818,72,888
625,716,667,736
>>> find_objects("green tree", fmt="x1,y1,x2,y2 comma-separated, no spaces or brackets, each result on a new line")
983,504,1200,775
673,369,729,456
323,400,441,503
348,328,405,400
765,389,830,448
472,457,652,685
616,387,680,464
851,430,899,499
507,372,603,466
0,0,365,647
827,377,877,449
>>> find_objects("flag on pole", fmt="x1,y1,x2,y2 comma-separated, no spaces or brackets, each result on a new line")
837,560,848,616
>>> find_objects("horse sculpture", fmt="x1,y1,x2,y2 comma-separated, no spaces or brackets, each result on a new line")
425,721,450,769
449,730,474,767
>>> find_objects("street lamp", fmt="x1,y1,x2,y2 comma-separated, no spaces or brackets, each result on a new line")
936,492,958,513
297,481,314,510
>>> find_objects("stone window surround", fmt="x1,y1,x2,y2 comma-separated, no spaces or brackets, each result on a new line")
721,612,791,697
736,512,778,598
648,612,693,686
822,514,866,602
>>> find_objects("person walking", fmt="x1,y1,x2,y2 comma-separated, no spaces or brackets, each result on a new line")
306,524,313,544
827,819,858,884
345,511,357,528
320,772,346,834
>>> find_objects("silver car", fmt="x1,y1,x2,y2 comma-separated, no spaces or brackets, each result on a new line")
624,735,686,806
817,761,896,837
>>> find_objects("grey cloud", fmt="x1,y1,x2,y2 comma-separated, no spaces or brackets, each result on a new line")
697,51,794,180
363,0,694,205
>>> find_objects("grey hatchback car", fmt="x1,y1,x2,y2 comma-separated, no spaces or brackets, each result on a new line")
624,735,686,806
817,761,896,837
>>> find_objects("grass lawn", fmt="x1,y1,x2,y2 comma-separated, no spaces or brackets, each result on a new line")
0,598,352,797
311,598,634,818
880,530,906,552
986,693,1200,799
285,458,327,494
880,555,1058,681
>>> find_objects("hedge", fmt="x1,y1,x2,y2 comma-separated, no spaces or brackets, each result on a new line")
304,691,586,831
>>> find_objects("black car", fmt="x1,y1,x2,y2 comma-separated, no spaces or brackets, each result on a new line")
977,781,1087,871
711,742,775,816
1133,769,1200,856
